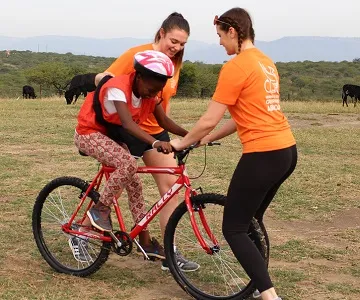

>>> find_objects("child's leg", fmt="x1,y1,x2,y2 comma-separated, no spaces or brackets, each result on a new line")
75,132,140,231
124,173,154,246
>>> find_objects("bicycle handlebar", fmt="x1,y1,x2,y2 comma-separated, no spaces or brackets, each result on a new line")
157,141,221,153
172,142,221,163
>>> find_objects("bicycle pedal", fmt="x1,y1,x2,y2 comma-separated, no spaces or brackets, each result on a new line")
147,256,158,262
139,253,158,261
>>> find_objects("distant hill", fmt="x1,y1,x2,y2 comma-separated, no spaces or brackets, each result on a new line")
1,35,360,63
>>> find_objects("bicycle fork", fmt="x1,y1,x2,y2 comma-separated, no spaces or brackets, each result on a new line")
185,189,219,254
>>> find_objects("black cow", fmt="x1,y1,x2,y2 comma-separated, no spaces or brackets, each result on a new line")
64,73,97,105
22,85,37,99
65,89,88,105
342,84,360,107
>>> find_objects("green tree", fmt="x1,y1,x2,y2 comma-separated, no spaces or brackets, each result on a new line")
196,64,218,98
25,62,87,96
177,63,200,97
293,77,306,90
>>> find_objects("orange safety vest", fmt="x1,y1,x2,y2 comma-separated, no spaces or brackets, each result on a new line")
76,72,157,135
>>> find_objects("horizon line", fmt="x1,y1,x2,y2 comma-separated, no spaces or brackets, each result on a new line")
1,34,360,44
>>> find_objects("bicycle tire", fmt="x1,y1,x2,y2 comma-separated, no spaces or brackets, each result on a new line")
164,193,268,300
32,176,111,277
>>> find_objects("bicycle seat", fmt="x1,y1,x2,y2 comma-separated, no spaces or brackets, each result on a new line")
79,150,88,157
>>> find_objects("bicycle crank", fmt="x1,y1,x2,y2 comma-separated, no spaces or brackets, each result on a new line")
111,231,133,256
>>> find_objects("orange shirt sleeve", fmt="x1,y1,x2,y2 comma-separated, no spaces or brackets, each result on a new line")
105,49,135,76
105,44,153,76
212,61,247,106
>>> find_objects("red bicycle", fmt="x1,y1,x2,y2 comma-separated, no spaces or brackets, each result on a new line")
32,144,268,300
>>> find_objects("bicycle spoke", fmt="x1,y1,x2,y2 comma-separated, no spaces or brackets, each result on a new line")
42,204,67,224
33,177,110,276
164,194,266,299
46,190,70,220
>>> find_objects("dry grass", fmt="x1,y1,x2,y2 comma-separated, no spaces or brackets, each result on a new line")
0,97,359,299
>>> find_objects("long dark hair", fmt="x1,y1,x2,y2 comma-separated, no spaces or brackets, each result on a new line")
154,12,190,72
216,7,255,53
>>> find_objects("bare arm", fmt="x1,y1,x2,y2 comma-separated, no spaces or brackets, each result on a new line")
165,102,171,116
114,101,156,144
113,101,172,152
171,100,227,150
95,50,133,86
95,72,114,86
153,104,188,137
200,119,237,145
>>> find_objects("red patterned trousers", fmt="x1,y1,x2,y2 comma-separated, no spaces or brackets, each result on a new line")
74,131,147,226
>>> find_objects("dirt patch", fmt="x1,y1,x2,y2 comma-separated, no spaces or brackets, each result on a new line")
288,113,360,129
265,208,360,298
107,256,192,300
127,286,192,300
0,196,14,203
265,208,360,245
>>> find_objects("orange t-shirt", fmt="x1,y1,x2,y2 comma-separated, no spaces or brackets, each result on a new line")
106,43,180,134
212,48,295,153
76,73,156,135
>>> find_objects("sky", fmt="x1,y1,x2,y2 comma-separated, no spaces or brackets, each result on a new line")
1,0,360,43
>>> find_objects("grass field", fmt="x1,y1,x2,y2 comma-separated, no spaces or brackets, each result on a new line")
0,97,359,299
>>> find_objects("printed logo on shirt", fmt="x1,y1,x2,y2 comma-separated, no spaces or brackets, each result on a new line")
259,62,281,112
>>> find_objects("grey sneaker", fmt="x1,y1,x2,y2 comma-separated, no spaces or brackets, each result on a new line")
87,204,112,232
161,251,200,272
252,289,261,298
68,236,90,262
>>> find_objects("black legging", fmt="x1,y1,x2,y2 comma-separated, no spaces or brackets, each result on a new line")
222,145,297,292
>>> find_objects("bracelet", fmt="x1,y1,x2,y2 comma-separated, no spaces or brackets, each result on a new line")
152,140,160,149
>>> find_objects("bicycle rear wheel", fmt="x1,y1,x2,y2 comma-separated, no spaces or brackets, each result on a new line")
164,193,268,300
32,176,111,276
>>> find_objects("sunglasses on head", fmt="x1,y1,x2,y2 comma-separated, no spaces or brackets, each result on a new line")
213,15,232,27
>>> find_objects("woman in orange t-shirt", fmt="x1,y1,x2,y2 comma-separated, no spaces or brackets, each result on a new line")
171,8,297,300
93,13,199,272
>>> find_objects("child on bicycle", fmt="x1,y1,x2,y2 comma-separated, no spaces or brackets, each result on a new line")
73,50,188,261
67,13,199,272
170,8,297,300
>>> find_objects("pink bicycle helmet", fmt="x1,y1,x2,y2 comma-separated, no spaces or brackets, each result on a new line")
134,50,174,79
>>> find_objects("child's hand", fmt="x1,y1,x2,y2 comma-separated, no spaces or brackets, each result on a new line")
154,141,173,154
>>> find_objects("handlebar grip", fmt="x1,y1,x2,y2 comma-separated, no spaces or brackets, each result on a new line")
156,147,171,153
208,141,221,146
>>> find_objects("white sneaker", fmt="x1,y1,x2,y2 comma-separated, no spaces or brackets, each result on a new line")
68,236,90,262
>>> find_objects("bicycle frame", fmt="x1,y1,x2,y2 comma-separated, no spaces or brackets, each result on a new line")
63,160,218,254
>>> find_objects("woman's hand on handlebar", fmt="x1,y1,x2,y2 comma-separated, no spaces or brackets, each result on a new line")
199,135,211,146
170,138,219,151
154,141,173,154
170,139,202,151
170,138,183,151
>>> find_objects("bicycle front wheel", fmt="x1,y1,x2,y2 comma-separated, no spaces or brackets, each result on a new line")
164,193,268,300
32,176,111,277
